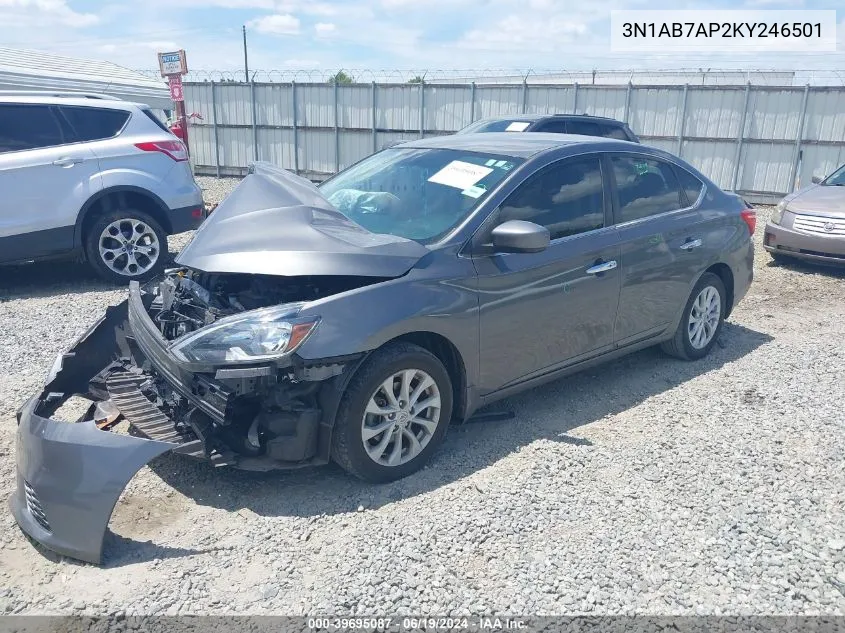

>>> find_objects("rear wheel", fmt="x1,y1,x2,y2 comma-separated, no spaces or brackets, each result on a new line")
84,210,167,283
661,272,726,361
331,342,453,483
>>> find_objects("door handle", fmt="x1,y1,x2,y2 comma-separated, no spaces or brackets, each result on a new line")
52,157,83,167
679,238,703,251
586,260,618,275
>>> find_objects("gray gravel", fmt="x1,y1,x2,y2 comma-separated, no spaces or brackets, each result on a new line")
0,181,843,616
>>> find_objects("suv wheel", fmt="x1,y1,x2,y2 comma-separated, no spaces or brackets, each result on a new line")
661,272,727,361
84,210,167,282
331,342,453,483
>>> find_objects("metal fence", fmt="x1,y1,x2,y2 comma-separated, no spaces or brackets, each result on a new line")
183,80,845,203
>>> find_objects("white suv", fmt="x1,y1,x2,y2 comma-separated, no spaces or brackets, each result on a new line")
0,92,205,282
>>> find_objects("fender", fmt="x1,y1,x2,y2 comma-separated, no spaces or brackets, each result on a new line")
73,186,171,249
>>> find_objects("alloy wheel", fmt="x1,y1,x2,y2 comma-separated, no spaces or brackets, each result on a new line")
98,218,161,277
361,369,442,467
687,285,721,349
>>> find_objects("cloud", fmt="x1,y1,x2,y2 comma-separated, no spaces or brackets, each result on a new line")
274,0,339,16
247,13,300,35
460,15,588,51
0,0,99,27
315,22,336,36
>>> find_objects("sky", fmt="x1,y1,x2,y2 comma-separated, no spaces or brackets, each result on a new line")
0,0,843,76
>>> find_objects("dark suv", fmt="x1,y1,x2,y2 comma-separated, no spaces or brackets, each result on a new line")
457,114,639,142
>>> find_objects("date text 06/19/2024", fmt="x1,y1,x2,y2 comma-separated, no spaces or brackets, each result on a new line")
307,617,528,631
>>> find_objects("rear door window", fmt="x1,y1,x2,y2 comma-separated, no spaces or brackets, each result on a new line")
565,120,603,137
0,104,66,152
674,167,705,205
532,120,568,134
59,106,130,142
610,155,684,223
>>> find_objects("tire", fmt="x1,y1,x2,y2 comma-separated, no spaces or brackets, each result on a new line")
661,272,727,361
84,210,167,283
331,342,453,483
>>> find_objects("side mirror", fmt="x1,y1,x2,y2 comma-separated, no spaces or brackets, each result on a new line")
811,175,822,184
491,220,550,254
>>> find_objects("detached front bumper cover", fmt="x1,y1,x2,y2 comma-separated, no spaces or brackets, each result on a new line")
9,301,178,565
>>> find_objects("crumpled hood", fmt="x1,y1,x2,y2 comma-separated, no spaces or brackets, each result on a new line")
783,184,845,217
176,162,428,277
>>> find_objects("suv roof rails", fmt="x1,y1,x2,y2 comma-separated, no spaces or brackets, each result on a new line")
0,90,122,101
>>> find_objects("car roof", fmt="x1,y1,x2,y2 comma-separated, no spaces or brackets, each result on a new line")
398,132,633,158
0,94,145,110
471,113,629,125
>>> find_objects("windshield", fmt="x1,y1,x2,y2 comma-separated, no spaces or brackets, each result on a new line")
456,119,533,134
318,148,522,243
823,164,845,186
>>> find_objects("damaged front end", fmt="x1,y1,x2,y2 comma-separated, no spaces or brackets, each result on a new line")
11,269,376,563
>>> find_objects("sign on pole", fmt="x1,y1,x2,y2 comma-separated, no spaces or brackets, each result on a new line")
168,75,184,102
157,50,188,77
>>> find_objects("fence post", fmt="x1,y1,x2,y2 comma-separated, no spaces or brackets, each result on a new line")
211,81,220,178
521,78,528,114
623,81,632,123
572,82,579,114
676,84,689,157
788,84,811,193
731,82,751,192
372,81,377,153
419,79,425,139
250,80,258,162
291,80,299,176
469,81,476,123
334,79,340,173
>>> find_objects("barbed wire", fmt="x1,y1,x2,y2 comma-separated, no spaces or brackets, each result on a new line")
132,68,845,86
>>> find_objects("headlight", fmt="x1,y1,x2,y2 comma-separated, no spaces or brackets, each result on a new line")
771,200,787,225
170,302,319,364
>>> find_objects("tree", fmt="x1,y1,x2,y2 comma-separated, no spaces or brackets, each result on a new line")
407,75,424,84
329,71,353,85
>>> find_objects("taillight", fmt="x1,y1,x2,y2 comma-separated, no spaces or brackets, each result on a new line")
740,208,756,234
135,140,188,162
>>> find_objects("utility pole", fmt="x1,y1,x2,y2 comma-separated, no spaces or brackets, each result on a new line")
242,25,249,83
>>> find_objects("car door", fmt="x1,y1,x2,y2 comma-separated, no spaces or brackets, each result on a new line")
0,103,102,262
471,154,622,394
607,153,708,345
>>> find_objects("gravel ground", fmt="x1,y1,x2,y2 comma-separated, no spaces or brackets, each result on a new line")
0,178,843,617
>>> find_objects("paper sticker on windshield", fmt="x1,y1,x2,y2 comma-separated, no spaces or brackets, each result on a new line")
505,121,531,132
462,185,486,198
634,161,650,175
485,159,497,167
494,160,508,168
428,161,493,190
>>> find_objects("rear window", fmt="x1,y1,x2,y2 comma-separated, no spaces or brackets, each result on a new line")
142,108,173,134
60,106,130,142
0,104,66,152
600,124,630,141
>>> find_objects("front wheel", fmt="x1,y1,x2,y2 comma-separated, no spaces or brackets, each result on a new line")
84,210,167,283
331,342,453,483
661,272,727,361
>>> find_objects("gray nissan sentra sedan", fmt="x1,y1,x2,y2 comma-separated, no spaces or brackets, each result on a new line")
764,163,845,265
12,133,754,563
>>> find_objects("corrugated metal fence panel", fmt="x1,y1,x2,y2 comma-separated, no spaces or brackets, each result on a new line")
254,84,294,126
803,89,845,142
257,127,295,170
525,86,575,115
798,144,845,189
338,85,373,129
215,83,252,126
188,81,845,196
746,89,803,141
475,86,522,118
425,85,472,132
738,141,794,193
629,88,684,137
296,84,334,128
377,85,421,130
681,140,736,190
578,86,627,120
685,88,746,139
